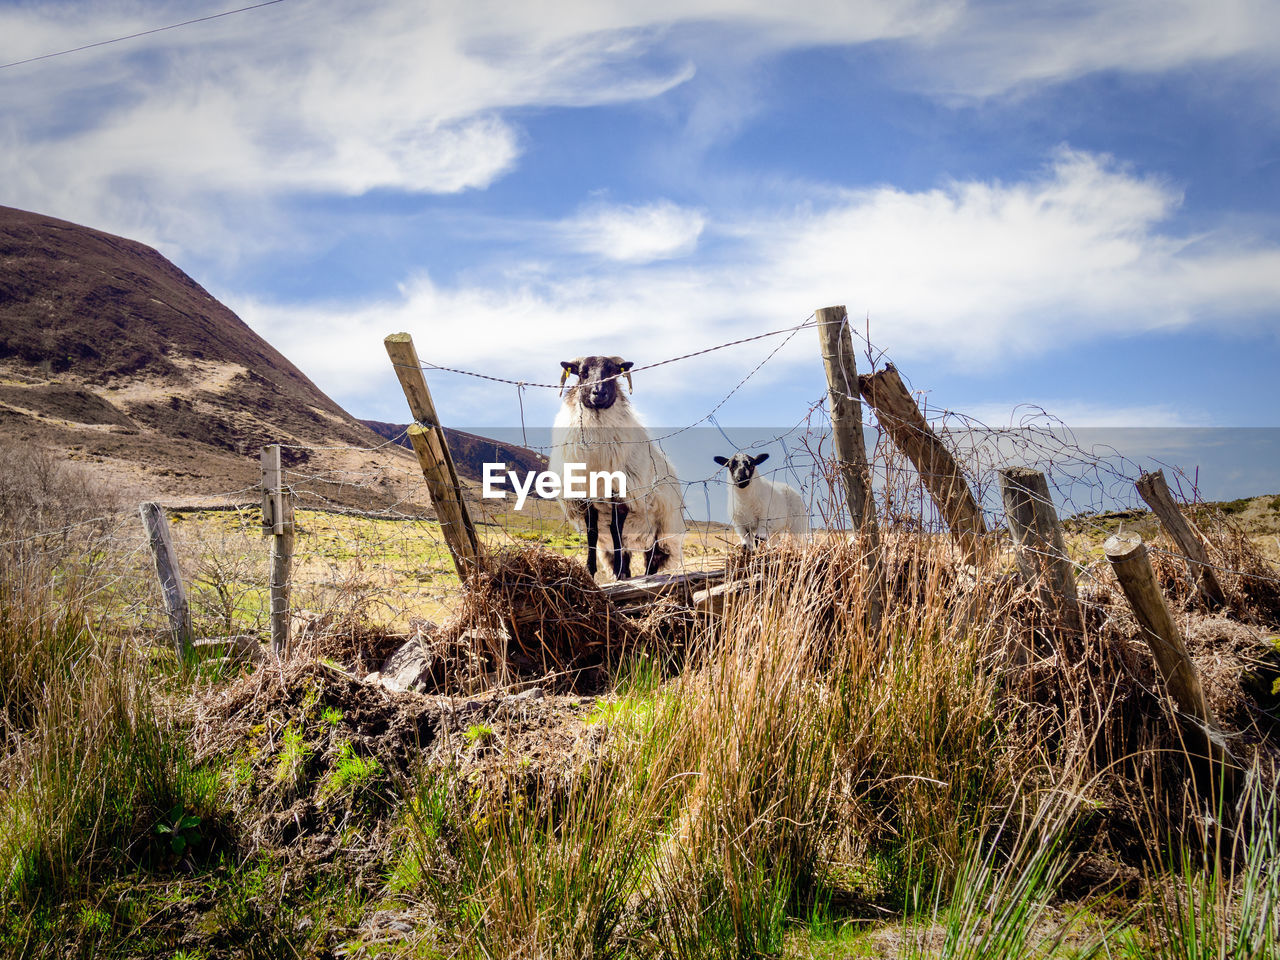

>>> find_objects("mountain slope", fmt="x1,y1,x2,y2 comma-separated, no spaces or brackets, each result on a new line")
361,420,547,478
0,205,537,508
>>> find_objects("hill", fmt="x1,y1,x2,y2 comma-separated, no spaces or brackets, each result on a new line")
0,205,539,510
361,420,547,478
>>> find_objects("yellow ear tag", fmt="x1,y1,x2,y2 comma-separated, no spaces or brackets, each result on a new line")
559,367,571,397
623,370,633,393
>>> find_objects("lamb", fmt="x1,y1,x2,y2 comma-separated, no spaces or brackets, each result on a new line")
713,452,809,550
550,355,685,579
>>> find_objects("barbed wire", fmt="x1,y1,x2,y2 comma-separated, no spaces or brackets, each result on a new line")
5,314,1279,651
402,316,819,391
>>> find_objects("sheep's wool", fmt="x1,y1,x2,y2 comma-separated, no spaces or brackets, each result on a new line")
550,393,685,571
726,473,809,549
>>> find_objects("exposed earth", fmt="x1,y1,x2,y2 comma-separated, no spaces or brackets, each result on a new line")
0,205,541,512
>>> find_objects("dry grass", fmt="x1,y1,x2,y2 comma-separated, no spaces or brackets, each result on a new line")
4,437,1280,958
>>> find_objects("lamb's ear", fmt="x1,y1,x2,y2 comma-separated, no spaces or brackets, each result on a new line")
751,453,770,465
614,358,635,393
559,359,582,397
713,456,729,466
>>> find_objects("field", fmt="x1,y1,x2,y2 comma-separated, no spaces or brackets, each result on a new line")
3,441,1280,959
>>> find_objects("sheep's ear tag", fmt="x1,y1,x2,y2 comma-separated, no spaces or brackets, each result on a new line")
559,361,578,397
615,358,634,393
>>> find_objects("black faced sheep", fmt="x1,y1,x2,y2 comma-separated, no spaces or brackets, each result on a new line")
550,355,685,579
713,451,809,550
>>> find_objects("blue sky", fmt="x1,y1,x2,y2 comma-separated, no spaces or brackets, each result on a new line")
3,0,1280,473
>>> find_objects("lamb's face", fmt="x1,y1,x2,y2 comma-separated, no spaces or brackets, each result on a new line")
713,452,769,489
561,355,634,410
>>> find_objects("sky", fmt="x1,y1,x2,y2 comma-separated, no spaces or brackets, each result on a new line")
3,0,1280,501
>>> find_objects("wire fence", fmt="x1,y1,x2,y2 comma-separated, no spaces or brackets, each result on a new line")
3,315,1279,652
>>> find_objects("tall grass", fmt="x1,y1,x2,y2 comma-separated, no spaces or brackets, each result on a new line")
1127,769,1280,960
901,780,1105,960
401,536,1048,957
0,443,216,918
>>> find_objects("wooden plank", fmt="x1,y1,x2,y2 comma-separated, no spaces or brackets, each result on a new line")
262,445,294,656
817,305,885,624
385,333,481,580
600,568,724,606
1105,532,1239,801
139,501,194,659
1135,469,1227,609
692,578,754,617
998,467,1082,632
193,635,263,664
502,569,727,627
858,364,988,565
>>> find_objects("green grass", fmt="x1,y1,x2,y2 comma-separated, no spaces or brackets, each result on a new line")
6,445,1280,959
462,723,494,748
323,741,385,798
272,719,314,795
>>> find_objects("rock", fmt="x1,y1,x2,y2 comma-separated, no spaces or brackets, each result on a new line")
376,637,441,694
375,625,498,694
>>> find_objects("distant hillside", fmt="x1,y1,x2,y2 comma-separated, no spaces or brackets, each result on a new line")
0,206,410,506
361,420,547,480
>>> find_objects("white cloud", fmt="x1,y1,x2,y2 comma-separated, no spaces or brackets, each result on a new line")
915,0,1280,99
562,200,706,262
5,0,1277,258
236,149,1280,424
963,401,1205,430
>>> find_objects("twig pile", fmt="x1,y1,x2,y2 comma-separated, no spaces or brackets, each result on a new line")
445,548,641,686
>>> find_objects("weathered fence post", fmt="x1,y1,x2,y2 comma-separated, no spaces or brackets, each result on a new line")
1135,469,1227,609
858,364,988,565
1105,532,1239,800
816,305,884,622
262,444,295,657
998,467,1082,632
384,333,482,581
139,501,194,660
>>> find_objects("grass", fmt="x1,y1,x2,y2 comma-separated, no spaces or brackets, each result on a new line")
4,440,1280,958
173,503,734,632
388,541,1047,958
324,741,385,797
1122,771,1280,960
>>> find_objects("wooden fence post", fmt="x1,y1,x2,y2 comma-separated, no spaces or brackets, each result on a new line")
262,444,295,656
998,467,1082,632
816,305,884,622
1105,532,1239,801
858,364,988,565
1135,469,1227,609
139,501,194,660
384,333,482,581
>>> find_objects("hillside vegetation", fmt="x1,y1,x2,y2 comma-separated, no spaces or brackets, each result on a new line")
3,438,1280,959
0,205,542,511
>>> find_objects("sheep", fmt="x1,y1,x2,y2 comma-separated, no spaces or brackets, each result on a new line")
713,451,809,550
550,355,685,580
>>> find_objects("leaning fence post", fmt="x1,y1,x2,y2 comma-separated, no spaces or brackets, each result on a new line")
1135,469,1227,610
998,467,1082,633
816,305,884,622
139,501,194,660
1105,532,1239,801
384,332,482,581
858,364,989,565
262,444,295,657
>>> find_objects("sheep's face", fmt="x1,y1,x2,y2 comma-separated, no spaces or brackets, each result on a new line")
560,356,634,410
713,452,769,489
